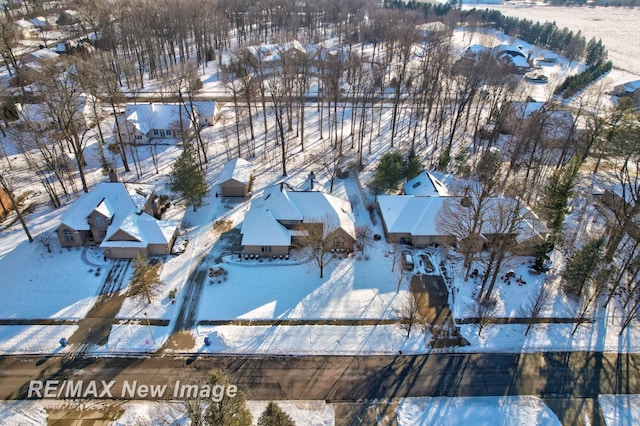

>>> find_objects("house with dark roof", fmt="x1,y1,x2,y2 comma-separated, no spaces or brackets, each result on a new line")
55,181,179,258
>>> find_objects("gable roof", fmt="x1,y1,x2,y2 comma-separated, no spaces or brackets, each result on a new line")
379,195,548,241
101,212,178,248
404,171,449,197
187,100,218,118
58,182,153,231
123,103,194,136
241,186,355,247
379,195,450,237
240,208,292,247
219,158,252,186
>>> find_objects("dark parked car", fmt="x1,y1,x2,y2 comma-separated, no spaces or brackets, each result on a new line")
401,250,414,271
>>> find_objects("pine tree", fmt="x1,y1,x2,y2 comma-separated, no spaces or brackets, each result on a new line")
257,402,295,426
127,254,163,304
404,149,422,181
204,370,252,426
562,237,605,296
539,157,580,236
370,151,404,193
168,145,209,211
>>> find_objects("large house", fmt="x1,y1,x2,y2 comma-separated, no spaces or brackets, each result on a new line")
240,185,356,256
55,180,179,258
462,44,530,74
115,101,218,145
379,194,548,252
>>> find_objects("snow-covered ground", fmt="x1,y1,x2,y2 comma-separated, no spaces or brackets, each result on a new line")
474,4,640,82
0,396,566,425
1,5,640,423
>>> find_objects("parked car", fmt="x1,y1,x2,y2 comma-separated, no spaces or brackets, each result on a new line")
401,250,414,271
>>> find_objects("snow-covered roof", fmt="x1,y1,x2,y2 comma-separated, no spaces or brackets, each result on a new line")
379,195,548,241
188,100,218,118
379,196,450,237
619,79,640,94
404,172,449,197
240,209,292,247
123,103,194,136
101,212,178,248
21,48,59,64
241,186,355,247
12,19,34,29
30,16,48,27
287,191,356,239
463,44,490,59
511,101,545,119
494,45,526,58
58,182,154,231
218,158,252,186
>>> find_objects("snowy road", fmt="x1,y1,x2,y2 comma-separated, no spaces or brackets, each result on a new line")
1,351,638,424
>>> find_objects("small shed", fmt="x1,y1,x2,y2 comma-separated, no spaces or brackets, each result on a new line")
218,158,252,197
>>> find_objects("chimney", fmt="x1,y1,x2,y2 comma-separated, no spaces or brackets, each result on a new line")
108,168,119,183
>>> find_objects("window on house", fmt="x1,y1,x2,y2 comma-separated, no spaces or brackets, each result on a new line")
159,130,165,137
99,230,107,239
135,135,142,140
95,217,105,227
333,238,343,248
261,246,272,253
63,230,74,243
153,129,159,136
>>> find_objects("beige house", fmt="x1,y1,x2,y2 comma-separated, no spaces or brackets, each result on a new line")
240,185,356,256
55,181,179,258
378,194,548,253
218,158,252,197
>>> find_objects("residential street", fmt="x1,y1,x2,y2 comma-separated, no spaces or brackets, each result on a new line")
1,351,638,424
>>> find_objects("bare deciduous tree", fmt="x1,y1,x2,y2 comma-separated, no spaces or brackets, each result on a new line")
294,215,341,278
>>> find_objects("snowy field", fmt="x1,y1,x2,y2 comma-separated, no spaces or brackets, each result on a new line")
474,4,640,80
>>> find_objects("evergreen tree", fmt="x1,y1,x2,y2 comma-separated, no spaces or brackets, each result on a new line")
370,151,423,194
204,370,252,426
127,254,163,304
168,145,209,211
257,402,296,426
370,151,404,193
562,237,605,296
404,149,422,181
539,157,581,236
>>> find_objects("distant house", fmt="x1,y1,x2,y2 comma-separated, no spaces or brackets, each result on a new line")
612,79,640,104
20,48,59,73
461,44,490,62
462,44,530,73
55,180,179,258
502,101,574,143
8,19,37,39
115,103,196,144
403,172,449,197
218,158,252,197
30,16,56,30
494,45,530,73
240,185,356,256
187,101,219,127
